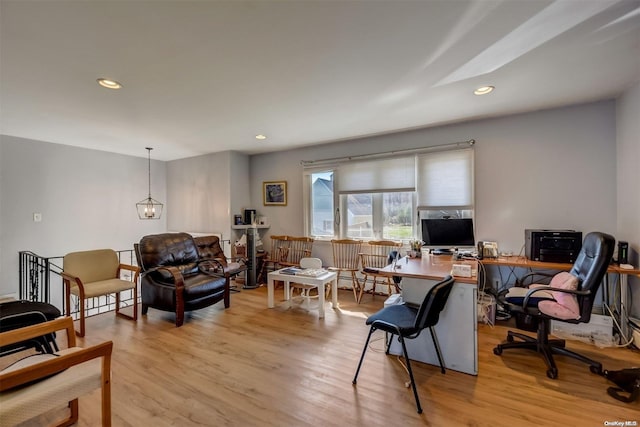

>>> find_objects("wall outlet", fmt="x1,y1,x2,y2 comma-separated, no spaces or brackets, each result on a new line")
33,212,42,222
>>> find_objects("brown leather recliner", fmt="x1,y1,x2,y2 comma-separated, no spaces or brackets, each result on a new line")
193,235,244,268
135,233,236,327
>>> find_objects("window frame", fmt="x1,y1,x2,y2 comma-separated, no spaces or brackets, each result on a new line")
303,147,474,242
304,167,338,240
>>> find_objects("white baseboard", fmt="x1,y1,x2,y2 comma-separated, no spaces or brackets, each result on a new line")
0,293,17,302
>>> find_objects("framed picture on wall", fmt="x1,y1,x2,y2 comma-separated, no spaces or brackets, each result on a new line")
263,181,287,206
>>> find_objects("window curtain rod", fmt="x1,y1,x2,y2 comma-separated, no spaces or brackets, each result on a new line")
300,139,475,167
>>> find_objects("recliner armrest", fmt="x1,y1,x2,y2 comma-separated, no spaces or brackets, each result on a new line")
143,266,185,289
197,259,246,278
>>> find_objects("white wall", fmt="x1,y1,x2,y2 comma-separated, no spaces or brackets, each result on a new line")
0,135,167,297
616,82,640,318
250,101,618,267
1,99,633,313
166,150,250,249
166,152,230,235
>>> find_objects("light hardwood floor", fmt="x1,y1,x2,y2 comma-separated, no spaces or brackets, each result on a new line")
15,286,640,426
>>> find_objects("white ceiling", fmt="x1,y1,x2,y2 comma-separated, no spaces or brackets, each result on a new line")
1,0,639,161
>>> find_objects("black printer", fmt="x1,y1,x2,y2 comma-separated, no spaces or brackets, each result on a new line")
525,229,582,263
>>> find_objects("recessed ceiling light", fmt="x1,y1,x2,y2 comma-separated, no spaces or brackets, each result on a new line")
255,134,267,140
474,85,494,95
97,78,122,89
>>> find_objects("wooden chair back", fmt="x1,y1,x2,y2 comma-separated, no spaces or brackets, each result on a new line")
267,235,290,264
257,235,289,284
281,236,314,267
331,239,363,271
361,240,403,269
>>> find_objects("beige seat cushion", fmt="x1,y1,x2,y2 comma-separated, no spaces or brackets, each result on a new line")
0,348,103,426
69,278,135,298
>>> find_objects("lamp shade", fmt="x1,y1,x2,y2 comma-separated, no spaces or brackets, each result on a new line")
137,147,163,220
136,197,163,220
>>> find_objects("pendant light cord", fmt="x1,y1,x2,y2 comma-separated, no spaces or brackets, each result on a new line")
146,147,152,199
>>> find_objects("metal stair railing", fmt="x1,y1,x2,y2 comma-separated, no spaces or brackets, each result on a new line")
18,249,138,318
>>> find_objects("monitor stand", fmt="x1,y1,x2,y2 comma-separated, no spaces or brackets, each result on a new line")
431,248,454,255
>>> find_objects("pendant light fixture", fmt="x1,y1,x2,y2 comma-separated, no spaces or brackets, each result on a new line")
136,147,163,220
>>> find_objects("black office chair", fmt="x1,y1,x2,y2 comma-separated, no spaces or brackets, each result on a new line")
352,275,455,414
493,231,615,379
0,300,62,356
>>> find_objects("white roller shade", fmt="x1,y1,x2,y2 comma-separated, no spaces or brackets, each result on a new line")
417,148,474,208
337,156,416,194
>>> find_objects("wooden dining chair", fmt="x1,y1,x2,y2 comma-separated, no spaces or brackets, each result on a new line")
258,235,290,284
330,239,363,302
360,240,403,299
279,236,314,268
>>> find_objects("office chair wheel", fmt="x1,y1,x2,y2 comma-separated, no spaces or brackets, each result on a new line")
546,368,558,379
590,365,603,375
506,334,514,343
493,345,503,355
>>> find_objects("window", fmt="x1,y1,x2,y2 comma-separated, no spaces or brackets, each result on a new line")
344,193,372,238
308,171,334,237
417,149,473,210
341,192,414,239
304,147,473,241
383,192,414,239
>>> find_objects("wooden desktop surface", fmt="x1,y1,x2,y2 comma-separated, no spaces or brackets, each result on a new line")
481,256,640,276
379,255,477,284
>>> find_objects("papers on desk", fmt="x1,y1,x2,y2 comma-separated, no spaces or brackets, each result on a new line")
279,267,328,277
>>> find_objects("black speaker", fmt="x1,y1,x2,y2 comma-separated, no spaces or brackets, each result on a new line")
618,241,628,265
243,209,256,225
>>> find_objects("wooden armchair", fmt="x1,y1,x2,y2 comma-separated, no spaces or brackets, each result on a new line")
360,240,403,299
0,317,113,426
61,249,139,337
258,235,290,284
330,239,363,302
279,236,314,268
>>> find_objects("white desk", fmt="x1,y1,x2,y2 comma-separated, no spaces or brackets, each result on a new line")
267,269,339,318
378,255,478,375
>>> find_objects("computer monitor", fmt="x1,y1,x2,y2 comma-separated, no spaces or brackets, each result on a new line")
421,218,475,254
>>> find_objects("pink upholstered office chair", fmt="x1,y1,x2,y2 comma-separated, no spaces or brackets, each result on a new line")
493,232,615,379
